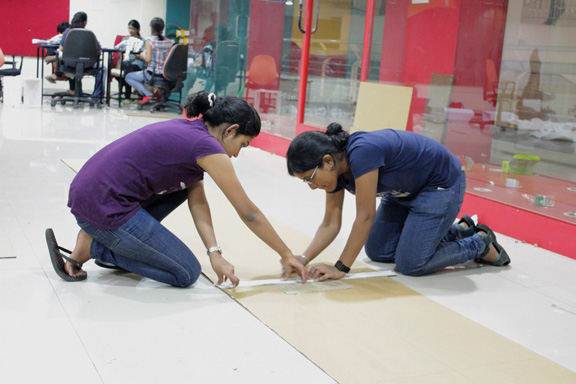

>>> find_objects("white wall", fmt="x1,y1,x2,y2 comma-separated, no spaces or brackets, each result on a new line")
69,0,167,50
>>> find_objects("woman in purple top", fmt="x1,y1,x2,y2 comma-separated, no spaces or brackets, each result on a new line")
283,122,510,281
46,91,308,287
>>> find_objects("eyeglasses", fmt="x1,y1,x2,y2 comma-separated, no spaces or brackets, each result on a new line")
303,166,319,184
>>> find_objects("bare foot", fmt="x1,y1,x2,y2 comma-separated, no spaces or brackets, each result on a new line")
63,230,93,278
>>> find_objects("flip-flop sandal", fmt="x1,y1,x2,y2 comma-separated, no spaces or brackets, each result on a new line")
45,228,87,282
94,259,126,271
475,224,511,266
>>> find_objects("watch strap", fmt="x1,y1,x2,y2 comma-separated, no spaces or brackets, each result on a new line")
207,246,222,256
334,260,350,273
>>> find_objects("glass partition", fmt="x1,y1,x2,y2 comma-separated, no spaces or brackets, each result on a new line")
364,0,576,225
301,0,364,130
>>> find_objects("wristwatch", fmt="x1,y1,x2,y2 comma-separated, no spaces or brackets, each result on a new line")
334,260,350,273
206,246,222,256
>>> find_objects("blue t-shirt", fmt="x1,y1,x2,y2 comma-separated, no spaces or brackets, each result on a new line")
334,130,462,198
68,119,226,230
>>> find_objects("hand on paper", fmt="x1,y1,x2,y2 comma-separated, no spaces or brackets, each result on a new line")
280,255,308,283
310,264,346,282
295,254,310,266
210,253,239,287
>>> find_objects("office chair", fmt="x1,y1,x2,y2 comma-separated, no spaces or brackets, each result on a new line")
139,44,188,114
244,55,280,113
213,40,240,94
0,55,24,102
51,29,101,109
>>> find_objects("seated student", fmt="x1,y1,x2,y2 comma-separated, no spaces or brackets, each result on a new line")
45,21,74,93
114,19,145,100
125,17,173,105
284,123,510,281
46,91,308,287
59,11,106,103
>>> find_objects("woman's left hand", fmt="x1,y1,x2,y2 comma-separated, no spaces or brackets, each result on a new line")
310,264,346,282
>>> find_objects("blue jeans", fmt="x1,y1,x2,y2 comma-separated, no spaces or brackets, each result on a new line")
125,70,156,97
364,171,484,276
76,190,201,287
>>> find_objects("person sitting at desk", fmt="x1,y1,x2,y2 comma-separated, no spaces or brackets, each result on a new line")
59,11,106,103
114,19,145,101
125,17,173,105
44,21,72,91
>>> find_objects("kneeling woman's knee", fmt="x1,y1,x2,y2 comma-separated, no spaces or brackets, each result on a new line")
395,259,427,276
174,258,202,288
365,242,395,263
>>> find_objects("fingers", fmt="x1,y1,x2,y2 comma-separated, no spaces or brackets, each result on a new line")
296,263,308,283
228,273,240,288
280,267,291,281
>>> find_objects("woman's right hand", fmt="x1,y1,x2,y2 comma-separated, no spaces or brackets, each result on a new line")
280,255,309,283
209,253,240,287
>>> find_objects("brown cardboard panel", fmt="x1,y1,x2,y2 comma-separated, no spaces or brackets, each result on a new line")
162,184,364,283
162,185,576,384
352,82,413,133
62,160,576,384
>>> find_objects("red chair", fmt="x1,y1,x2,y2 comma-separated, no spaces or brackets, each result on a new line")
484,59,498,107
244,55,280,113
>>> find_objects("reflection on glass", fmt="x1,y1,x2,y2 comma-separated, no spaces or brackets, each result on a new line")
301,0,366,130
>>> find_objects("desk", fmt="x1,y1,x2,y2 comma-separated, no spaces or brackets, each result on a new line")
35,42,120,106
35,43,59,97
102,47,122,106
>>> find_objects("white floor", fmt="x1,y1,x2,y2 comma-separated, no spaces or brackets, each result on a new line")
0,103,575,384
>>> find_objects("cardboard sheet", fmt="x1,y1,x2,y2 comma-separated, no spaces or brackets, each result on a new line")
352,82,413,133
62,159,576,383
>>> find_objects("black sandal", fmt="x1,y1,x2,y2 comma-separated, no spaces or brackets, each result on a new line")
475,224,511,266
45,228,87,281
456,214,476,239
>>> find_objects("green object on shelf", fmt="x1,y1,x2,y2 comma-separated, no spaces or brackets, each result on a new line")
502,154,540,175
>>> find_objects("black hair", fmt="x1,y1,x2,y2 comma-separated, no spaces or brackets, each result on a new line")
150,17,165,40
57,21,71,34
184,91,261,138
128,19,141,37
71,12,87,28
286,122,350,175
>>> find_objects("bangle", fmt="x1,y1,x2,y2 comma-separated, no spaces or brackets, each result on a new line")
207,246,222,256
334,260,350,273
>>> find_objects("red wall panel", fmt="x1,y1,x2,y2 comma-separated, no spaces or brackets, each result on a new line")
0,0,69,56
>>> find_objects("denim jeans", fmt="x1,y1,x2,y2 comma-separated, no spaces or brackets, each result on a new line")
125,70,154,97
364,171,484,276
76,190,201,287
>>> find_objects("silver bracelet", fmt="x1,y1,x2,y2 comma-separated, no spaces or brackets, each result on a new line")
206,246,222,256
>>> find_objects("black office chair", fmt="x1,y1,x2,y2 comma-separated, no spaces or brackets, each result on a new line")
0,55,23,102
214,40,240,95
141,44,188,113
51,29,101,109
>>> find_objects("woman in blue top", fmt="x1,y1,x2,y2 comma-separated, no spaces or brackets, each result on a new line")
46,91,307,287
284,123,510,281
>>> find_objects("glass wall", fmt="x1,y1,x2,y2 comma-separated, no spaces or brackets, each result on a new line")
359,0,576,225
187,0,576,225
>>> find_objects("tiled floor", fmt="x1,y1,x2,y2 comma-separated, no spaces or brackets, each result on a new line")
0,103,575,384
